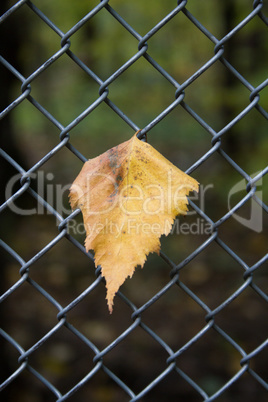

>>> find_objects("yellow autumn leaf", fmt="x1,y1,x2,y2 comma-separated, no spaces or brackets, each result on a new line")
69,132,199,312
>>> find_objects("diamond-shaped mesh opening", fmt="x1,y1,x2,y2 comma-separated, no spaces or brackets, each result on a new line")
1,1,267,401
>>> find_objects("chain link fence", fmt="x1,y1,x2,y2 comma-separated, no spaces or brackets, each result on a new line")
0,0,267,401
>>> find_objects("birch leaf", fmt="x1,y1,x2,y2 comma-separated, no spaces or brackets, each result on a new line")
69,132,199,312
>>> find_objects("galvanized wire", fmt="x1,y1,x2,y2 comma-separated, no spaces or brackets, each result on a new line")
0,0,267,401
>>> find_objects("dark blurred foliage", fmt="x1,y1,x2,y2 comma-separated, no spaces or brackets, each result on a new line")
0,0,267,401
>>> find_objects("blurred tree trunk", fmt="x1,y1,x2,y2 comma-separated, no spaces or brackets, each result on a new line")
220,0,263,155
0,0,26,385
220,0,240,154
0,1,25,201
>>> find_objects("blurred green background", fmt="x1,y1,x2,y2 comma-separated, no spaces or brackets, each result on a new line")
0,0,267,401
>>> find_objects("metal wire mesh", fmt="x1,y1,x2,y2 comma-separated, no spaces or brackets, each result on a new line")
0,0,267,401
